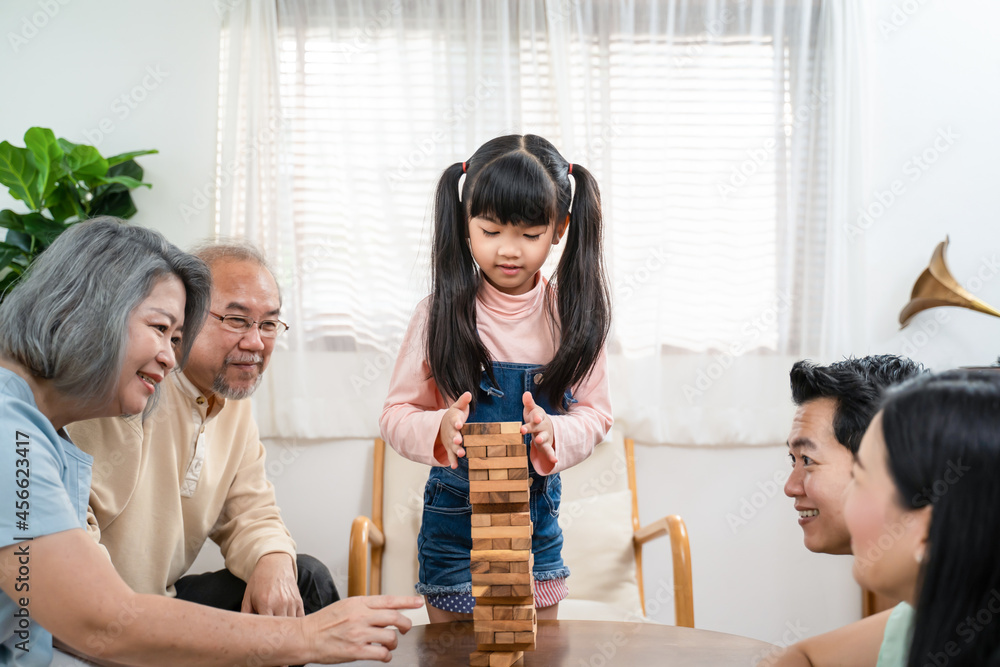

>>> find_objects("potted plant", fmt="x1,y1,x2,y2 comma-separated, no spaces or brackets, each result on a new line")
0,126,157,299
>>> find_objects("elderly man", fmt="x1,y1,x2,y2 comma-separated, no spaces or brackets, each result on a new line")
784,355,924,555
68,242,337,616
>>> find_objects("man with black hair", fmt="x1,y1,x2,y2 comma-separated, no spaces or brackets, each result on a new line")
785,355,925,554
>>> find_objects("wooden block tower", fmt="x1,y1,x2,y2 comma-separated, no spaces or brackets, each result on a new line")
463,421,536,667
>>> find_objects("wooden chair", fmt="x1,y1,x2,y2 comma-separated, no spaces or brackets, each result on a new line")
349,431,695,627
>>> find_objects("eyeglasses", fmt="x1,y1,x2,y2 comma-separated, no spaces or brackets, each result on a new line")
209,312,289,338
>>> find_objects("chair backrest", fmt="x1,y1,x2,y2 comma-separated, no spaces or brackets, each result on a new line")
376,430,644,618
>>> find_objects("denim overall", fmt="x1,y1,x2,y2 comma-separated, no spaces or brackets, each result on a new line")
415,362,574,601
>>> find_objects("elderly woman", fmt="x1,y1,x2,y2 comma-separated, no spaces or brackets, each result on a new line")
0,218,419,666
771,370,1000,666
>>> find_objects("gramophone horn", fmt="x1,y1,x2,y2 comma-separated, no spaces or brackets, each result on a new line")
899,237,1000,327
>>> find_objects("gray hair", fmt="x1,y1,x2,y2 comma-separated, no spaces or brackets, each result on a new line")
188,238,281,305
0,217,212,410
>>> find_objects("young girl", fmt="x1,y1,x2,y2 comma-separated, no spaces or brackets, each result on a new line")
770,370,1000,666
380,134,613,622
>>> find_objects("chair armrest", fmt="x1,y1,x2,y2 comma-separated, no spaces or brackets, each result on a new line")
633,514,694,628
349,515,385,598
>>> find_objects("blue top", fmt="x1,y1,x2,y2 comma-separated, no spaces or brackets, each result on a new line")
877,602,915,666
0,367,93,666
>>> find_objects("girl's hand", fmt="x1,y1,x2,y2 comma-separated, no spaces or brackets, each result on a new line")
521,391,557,465
439,391,472,469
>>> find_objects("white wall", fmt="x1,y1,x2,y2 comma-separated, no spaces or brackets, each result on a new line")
0,0,220,247
3,0,998,649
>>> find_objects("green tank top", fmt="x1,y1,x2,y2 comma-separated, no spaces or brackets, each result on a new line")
877,602,915,666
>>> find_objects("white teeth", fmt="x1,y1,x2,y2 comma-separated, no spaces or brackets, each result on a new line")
138,372,156,385
799,509,819,518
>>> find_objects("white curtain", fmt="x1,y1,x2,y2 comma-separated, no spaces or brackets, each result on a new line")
216,0,869,446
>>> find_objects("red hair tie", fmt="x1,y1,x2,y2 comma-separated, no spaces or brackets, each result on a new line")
568,163,573,175
462,161,467,173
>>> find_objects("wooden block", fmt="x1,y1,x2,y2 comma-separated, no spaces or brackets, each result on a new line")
511,585,532,597
471,550,530,563
510,512,531,526
488,561,510,573
471,560,490,574
493,538,512,550
487,444,507,457
473,538,492,550
469,479,530,493
511,537,531,550
471,572,533,586
473,605,494,620
469,456,528,470
469,650,491,666
470,468,490,481
507,466,528,480
495,632,515,644
471,514,491,527
472,525,532,539
465,445,488,459
470,491,529,505
475,630,494,646
463,423,500,435
512,605,534,620
494,606,514,620
464,433,522,447
477,643,533,652
490,514,510,526
473,502,530,515
509,560,529,573
514,632,535,644
478,619,533,633
500,422,521,434
490,650,524,667
506,444,527,457
490,585,511,597
488,468,508,480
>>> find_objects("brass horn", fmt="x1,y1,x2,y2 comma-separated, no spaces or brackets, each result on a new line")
899,237,1000,327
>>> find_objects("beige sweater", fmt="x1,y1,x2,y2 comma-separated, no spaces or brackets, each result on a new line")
67,371,296,597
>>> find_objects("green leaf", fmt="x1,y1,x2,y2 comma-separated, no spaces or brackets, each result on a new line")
0,141,40,209
95,175,150,190
109,158,143,181
0,209,27,232
105,149,157,167
0,242,24,269
24,127,65,204
0,269,22,302
64,144,108,179
4,230,32,253
22,213,67,247
90,188,137,219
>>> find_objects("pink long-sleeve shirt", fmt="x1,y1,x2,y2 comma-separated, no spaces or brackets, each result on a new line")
379,275,612,475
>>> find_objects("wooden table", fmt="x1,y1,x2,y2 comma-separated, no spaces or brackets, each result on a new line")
325,620,777,666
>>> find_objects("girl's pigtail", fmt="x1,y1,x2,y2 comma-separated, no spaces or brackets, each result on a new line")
544,163,611,410
426,161,492,408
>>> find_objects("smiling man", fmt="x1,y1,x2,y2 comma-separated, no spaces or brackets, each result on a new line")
68,242,338,622
785,356,925,554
